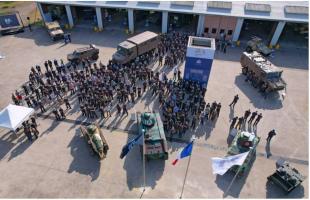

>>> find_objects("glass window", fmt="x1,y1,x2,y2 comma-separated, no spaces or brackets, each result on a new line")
220,29,225,34
211,28,217,34
204,27,209,33
228,30,233,35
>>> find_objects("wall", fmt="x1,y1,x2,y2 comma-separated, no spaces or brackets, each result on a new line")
203,15,237,40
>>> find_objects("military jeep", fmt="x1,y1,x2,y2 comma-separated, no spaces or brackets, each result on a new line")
45,21,64,41
246,37,272,56
67,44,99,63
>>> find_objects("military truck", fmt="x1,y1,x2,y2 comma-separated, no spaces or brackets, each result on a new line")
45,21,64,41
80,123,109,160
268,161,305,193
246,37,272,56
227,131,260,176
137,112,168,161
113,31,159,64
67,44,99,63
240,51,287,97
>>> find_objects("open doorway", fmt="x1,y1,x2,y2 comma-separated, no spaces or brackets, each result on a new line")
134,10,161,33
101,8,128,31
168,12,198,33
71,6,96,28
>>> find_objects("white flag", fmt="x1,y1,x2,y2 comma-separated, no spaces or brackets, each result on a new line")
211,151,250,175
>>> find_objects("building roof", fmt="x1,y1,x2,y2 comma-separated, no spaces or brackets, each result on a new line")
38,1,309,23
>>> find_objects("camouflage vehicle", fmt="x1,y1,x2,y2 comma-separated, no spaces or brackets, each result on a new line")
80,123,109,160
67,44,99,63
268,161,305,193
227,131,260,176
113,31,159,64
137,112,168,161
45,21,64,41
240,51,287,96
246,37,272,56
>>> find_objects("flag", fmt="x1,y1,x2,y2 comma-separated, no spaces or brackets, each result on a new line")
120,134,143,159
211,151,249,175
172,141,194,165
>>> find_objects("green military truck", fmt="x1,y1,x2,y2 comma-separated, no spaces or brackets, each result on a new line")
112,31,159,64
137,112,168,161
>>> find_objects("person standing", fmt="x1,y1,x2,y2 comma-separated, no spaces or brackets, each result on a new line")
229,94,239,108
253,113,263,127
248,111,258,124
52,109,61,120
205,103,210,120
266,129,276,143
116,104,121,115
59,107,66,119
230,117,238,130
216,103,221,118
235,117,244,130
64,97,71,109
243,109,251,123
122,104,128,117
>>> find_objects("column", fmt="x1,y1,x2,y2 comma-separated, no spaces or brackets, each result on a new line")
162,11,168,33
96,7,103,30
270,21,286,46
36,2,46,23
196,14,205,36
65,5,74,28
128,8,134,33
232,18,244,42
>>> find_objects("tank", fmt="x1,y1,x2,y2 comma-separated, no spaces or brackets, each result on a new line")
246,36,272,56
227,131,260,176
80,123,109,160
67,44,99,63
268,161,305,193
45,21,64,41
137,112,168,161
240,51,287,95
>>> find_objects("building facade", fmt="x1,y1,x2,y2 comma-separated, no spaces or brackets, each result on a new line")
36,1,308,47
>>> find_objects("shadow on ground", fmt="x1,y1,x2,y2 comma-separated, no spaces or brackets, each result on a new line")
67,129,101,181
265,180,305,198
234,74,283,110
123,134,165,191
13,26,127,48
215,155,256,198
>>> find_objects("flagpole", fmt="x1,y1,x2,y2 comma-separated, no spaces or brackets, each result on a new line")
140,129,146,199
179,139,195,199
223,143,257,198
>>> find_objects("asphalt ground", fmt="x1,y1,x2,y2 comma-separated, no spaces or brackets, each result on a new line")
0,26,308,198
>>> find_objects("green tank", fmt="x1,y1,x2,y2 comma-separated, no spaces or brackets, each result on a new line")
268,161,305,193
227,131,260,176
137,112,168,161
80,123,109,160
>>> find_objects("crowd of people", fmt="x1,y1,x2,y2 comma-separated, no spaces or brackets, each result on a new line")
9,30,269,143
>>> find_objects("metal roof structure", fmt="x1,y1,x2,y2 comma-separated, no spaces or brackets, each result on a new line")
127,31,158,45
38,1,309,23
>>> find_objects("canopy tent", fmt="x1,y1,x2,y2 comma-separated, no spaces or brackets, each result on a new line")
0,104,35,131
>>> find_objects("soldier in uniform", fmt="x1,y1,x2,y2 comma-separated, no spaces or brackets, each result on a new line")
229,94,239,108
230,117,238,130
248,111,258,124
267,129,276,143
254,113,263,127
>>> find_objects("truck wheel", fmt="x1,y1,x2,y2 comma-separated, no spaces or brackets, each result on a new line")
242,67,248,75
246,46,252,52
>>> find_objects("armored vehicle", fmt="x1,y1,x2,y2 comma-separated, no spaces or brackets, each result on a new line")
80,123,109,160
67,44,99,63
246,37,272,56
113,31,159,64
240,51,287,96
45,21,64,41
137,112,168,161
268,161,305,193
227,131,260,176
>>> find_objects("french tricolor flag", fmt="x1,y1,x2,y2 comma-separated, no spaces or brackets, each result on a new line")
172,141,194,165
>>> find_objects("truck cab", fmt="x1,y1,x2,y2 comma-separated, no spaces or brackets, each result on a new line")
113,41,137,64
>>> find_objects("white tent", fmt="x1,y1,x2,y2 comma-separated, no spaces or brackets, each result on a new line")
0,104,35,131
